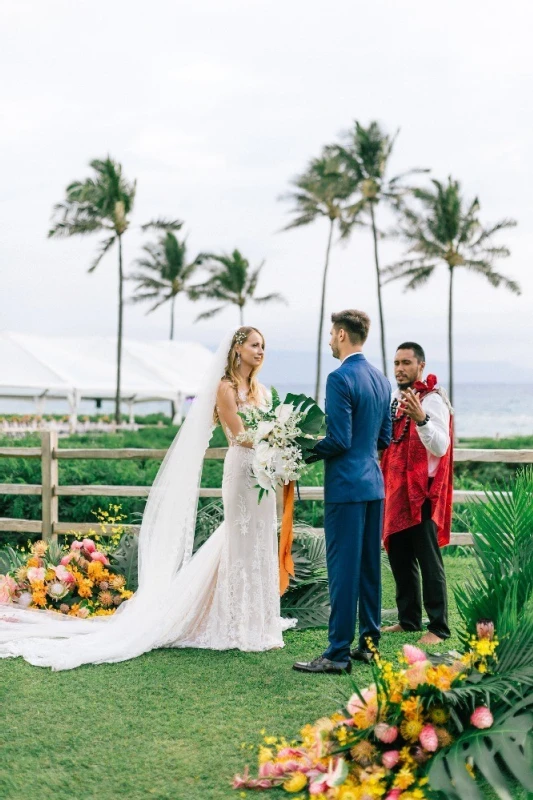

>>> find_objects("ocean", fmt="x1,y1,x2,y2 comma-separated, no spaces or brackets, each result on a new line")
1,384,531,438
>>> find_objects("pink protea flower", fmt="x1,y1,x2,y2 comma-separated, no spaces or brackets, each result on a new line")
470,706,493,729
60,553,74,566
375,723,398,744
309,776,329,795
70,540,83,551
382,750,400,769
27,567,46,584
419,724,439,752
54,565,75,583
405,660,430,689
278,747,307,759
90,551,109,565
0,575,18,603
81,538,96,553
476,620,495,640
347,685,377,715
403,644,427,664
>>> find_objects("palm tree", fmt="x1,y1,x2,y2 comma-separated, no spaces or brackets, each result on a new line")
382,177,519,405
281,154,353,402
49,157,136,424
129,222,202,339
190,249,285,326
332,121,428,376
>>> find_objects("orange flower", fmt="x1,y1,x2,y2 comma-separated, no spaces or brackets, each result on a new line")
77,578,94,598
425,665,455,691
401,697,421,720
27,557,39,568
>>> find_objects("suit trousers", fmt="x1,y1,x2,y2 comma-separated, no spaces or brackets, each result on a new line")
323,499,383,663
387,498,450,639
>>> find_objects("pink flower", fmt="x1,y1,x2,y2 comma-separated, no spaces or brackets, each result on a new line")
385,791,402,800
27,567,45,584
17,591,33,608
60,553,74,565
476,620,495,640
382,750,400,769
278,747,307,759
0,575,18,603
403,644,427,664
81,538,96,553
419,724,439,752
90,551,109,564
375,723,398,744
54,565,75,583
309,777,329,795
71,540,83,551
405,660,430,689
347,686,377,715
470,706,493,729
77,606,90,618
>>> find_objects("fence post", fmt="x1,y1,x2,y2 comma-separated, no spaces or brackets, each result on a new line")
41,430,58,542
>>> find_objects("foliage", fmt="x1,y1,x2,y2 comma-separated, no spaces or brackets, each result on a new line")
189,249,285,325
129,224,203,339
281,525,329,629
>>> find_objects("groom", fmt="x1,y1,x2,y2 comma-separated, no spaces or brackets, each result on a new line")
293,310,392,674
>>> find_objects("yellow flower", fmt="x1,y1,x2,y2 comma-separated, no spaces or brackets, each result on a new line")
32,590,47,607
77,578,94,598
338,787,360,800
399,747,415,766
394,768,415,790
465,762,475,779
478,663,487,673
27,557,39,568
400,719,423,743
399,789,427,799
401,697,421,720
87,561,104,579
283,772,307,792
258,746,273,764
120,589,133,599
425,664,455,691
429,707,448,725
45,568,55,581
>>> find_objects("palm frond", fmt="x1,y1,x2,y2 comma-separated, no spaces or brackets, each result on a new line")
88,235,116,273
141,218,183,232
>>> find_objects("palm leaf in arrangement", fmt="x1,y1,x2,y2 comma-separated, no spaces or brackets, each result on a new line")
0,546,26,575
110,533,139,592
281,525,330,629
428,697,533,800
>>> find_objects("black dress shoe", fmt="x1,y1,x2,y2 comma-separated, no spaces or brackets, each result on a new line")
293,655,352,674
349,648,376,664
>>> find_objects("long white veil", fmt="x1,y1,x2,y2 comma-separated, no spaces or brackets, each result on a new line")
0,330,235,669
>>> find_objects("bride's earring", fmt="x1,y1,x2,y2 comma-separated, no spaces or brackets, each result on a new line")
236,352,241,367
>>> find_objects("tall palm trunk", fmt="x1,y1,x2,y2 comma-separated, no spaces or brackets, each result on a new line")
369,203,387,376
115,234,124,425
239,304,244,326
448,266,454,407
315,218,335,403
170,295,176,340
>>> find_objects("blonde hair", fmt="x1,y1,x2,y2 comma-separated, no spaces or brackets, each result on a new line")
214,326,265,424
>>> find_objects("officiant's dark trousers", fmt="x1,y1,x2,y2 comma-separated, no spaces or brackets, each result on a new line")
323,499,383,663
387,498,450,640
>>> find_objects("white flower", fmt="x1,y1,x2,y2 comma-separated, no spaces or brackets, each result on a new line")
275,404,294,424
255,441,273,465
48,582,69,600
256,420,275,441
16,591,33,608
255,470,274,491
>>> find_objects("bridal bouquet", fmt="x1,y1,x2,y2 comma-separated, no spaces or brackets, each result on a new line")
237,389,324,502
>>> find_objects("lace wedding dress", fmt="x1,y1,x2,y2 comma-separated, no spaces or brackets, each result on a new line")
0,332,295,669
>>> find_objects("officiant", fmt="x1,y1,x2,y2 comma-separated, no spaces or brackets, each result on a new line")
381,342,453,645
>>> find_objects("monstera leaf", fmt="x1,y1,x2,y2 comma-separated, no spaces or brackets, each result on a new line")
0,545,25,575
428,698,533,800
283,392,325,436
111,533,139,592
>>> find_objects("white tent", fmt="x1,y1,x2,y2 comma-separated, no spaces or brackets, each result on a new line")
0,332,213,426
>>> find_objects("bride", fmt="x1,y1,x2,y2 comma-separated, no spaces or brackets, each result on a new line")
0,327,295,669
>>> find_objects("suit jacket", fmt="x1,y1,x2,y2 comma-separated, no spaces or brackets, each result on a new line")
311,354,392,503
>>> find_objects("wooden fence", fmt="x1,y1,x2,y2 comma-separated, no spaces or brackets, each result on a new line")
1,431,532,546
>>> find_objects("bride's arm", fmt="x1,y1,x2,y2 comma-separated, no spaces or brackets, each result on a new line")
216,381,254,448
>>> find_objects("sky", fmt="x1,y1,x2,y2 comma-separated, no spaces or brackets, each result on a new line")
1,0,532,379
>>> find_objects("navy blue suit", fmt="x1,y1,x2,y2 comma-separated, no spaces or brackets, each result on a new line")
312,353,392,661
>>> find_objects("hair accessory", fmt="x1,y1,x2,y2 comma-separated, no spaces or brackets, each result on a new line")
234,330,247,346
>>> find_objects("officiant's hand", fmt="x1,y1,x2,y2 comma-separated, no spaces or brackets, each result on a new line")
398,388,426,424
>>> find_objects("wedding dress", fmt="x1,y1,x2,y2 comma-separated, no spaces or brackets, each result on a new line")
0,331,295,670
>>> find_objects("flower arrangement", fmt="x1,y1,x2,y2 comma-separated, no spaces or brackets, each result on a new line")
0,505,134,617
233,626,531,799
237,389,324,501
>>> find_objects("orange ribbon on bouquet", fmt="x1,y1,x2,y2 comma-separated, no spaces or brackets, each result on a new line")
279,481,295,595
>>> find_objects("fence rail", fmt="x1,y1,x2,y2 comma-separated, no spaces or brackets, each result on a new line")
1,432,531,544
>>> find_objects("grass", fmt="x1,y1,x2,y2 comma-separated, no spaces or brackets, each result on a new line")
1,556,518,800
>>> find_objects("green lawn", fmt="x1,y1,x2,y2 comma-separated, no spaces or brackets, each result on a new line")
1,556,516,800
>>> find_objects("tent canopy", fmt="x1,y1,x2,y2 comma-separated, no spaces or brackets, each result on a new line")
0,332,214,407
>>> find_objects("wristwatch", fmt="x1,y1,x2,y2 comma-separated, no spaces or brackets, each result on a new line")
416,414,431,427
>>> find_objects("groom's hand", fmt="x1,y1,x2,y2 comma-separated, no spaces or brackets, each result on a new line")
398,388,426,424
304,453,321,464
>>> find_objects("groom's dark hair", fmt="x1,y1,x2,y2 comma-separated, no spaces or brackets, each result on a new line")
331,309,370,344
397,342,425,363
